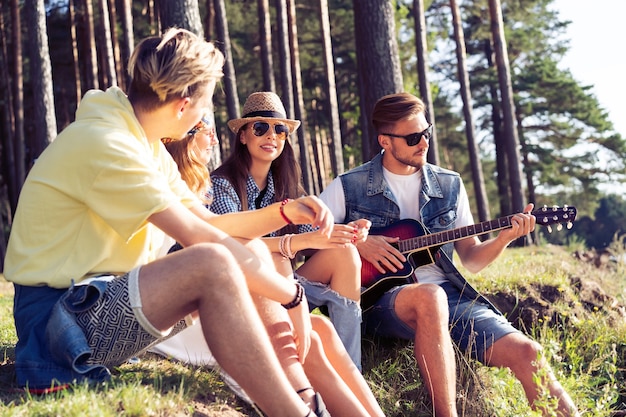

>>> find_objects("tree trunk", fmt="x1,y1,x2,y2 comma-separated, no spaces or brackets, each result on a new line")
25,0,57,160
413,0,439,166
450,0,490,224
69,0,82,103
487,0,524,216
107,0,123,90
484,40,510,217
214,0,240,147
287,0,315,194
353,0,403,161
158,0,202,34
517,110,537,243
203,0,215,40
9,0,24,207
119,0,134,89
257,0,275,92
80,0,99,90
97,0,118,87
318,0,344,177
275,0,294,118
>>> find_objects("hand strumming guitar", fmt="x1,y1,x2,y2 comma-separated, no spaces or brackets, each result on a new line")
356,234,407,275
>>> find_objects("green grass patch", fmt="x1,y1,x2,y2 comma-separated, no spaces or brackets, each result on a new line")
0,244,624,416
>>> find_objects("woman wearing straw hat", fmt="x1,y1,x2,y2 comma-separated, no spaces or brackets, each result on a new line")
156,111,384,417
211,92,369,370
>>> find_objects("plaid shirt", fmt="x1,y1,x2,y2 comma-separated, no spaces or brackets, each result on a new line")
210,171,313,237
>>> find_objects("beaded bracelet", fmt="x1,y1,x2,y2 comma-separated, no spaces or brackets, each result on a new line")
279,234,296,259
282,282,304,310
279,199,294,224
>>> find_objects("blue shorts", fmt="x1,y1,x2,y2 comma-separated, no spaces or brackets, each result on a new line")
362,281,519,363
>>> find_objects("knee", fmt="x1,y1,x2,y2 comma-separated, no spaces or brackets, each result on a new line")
345,244,362,269
180,243,242,285
517,338,544,366
311,315,335,341
407,283,448,313
325,245,361,271
305,329,327,365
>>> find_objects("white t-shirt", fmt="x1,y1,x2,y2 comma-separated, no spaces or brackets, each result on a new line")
320,166,474,285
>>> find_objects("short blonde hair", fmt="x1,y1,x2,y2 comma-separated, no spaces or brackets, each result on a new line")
127,28,224,111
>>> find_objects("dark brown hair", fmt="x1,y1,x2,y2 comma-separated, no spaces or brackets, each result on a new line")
212,124,305,212
371,92,428,133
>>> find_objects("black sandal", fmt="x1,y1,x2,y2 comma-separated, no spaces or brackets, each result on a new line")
304,391,330,417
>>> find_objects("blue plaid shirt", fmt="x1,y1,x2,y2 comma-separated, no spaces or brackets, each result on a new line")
210,171,313,237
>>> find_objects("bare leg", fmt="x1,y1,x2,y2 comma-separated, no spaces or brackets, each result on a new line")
394,283,458,417
137,244,310,417
253,294,316,405
297,246,361,301
484,333,579,417
309,316,385,417
296,247,363,368
268,251,380,415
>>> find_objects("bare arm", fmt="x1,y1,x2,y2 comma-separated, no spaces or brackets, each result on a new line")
455,203,536,273
150,202,297,304
192,196,334,240
264,219,371,254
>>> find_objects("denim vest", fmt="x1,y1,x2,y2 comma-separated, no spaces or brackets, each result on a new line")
340,153,499,313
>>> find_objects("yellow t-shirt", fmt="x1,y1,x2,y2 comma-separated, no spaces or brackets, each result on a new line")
4,87,198,288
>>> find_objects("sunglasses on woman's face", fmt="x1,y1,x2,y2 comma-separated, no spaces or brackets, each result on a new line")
251,121,290,140
381,124,433,146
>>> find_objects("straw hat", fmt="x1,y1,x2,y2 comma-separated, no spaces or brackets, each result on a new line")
227,92,301,134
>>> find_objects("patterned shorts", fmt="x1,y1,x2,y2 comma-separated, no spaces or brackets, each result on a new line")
74,268,187,368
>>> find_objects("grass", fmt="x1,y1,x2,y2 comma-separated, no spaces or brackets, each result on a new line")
0,243,625,416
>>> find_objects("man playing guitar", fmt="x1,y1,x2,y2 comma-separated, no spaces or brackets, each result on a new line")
320,93,579,417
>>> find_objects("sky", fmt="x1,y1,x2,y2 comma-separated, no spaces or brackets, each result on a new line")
551,0,626,136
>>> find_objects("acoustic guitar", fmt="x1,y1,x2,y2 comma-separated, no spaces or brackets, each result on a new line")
360,205,577,312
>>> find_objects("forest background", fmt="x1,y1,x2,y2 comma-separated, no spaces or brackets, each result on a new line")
1,0,626,267
0,0,625,415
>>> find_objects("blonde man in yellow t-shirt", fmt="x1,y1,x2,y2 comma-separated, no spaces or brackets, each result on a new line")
4,28,335,417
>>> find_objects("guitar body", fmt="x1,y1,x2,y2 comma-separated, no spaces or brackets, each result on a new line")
360,219,440,312
358,205,577,312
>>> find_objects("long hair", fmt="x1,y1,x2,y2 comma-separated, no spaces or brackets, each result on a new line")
164,134,212,205
212,124,305,211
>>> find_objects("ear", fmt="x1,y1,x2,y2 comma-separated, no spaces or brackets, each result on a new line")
378,134,390,150
174,96,192,119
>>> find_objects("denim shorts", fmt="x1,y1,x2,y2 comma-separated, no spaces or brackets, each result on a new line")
362,281,519,363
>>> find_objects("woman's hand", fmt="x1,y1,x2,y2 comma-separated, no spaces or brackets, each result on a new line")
296,219,371,250
286,293,312,363
282,196,334,237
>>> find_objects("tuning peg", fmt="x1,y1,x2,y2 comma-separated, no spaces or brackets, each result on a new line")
567,221,573,230
547,225,553,233
557,223,563,231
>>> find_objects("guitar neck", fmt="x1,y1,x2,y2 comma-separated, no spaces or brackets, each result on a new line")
397,215,515,254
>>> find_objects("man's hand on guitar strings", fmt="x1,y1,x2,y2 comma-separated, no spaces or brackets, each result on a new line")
356,234,406,274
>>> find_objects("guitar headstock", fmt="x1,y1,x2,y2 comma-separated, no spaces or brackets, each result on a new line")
532,205,577,233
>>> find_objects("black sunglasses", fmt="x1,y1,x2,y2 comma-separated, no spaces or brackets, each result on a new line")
380,124,433,146
251,121,290,140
